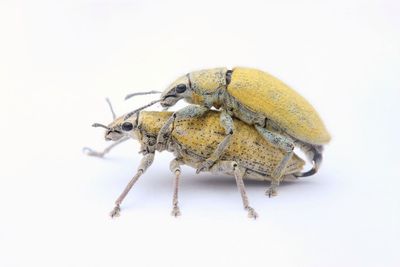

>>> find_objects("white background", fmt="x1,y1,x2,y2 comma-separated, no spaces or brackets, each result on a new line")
1,0,399,266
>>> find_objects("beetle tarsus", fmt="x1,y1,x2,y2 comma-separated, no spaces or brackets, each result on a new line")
110,205,121,218
246,207,258,219
171,206,181,217
265,184,278,197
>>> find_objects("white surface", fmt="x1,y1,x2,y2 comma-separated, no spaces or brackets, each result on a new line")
1,0,399,266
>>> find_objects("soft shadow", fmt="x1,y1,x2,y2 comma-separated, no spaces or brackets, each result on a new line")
153,171,314,190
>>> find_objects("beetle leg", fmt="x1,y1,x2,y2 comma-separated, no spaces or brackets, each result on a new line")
294,144,323,177
156,105,209,151
155,115,175,151
83,137,129,158
169,158,184,217
196,110,234,173
110,153,154,218
209,161,258,219
255,125,294,197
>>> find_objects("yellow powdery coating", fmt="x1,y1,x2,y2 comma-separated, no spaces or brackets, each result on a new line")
189,67,227,94
139,111,173,134
172,111,305,175
228,67,331,145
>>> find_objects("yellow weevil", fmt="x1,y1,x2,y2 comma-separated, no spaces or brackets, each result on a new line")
126,67,330,196
84,102,305,219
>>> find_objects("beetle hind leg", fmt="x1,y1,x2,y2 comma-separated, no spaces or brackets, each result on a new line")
255,125,295,197
169,158,184,217
294,145,323,177
209,161,258,219
110,153,155,218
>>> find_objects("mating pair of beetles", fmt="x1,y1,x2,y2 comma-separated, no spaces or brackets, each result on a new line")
85,67,330,219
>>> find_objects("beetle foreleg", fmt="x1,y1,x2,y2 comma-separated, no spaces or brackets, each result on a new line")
110,153,155,218
156,105,209,151
83,137,129,158
196,110,234,173
209,161,258,219
255,125,295,197
169,158,184,217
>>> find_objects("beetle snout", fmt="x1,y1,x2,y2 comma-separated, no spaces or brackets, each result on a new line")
105,130,123,141
160,74,190,108
161,94,181,108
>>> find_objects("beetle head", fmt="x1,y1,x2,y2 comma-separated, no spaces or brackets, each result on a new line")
92,113,140,141
120,114,141,138
92,99,140,142
160,74,192,108
160,68,228,109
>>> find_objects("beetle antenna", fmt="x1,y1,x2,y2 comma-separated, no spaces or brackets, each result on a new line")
125,90,161,100
105,98,116,120
124,99,161,120
92,123,111,130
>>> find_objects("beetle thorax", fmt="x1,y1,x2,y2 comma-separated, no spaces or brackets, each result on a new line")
188,67,228,107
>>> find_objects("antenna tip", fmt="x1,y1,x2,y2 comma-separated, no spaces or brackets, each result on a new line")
124,90,162,101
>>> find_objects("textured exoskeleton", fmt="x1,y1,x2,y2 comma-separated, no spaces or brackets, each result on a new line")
85,110,305,219
152,67,330,196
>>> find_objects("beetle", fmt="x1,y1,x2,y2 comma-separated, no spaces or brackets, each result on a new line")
129,67,331,196
84,105,306,219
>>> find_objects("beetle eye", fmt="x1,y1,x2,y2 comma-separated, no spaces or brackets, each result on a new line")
176,84,187,93
121,122,133,131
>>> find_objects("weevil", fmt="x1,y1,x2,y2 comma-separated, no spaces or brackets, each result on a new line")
85,103,306,218
127,67,330,196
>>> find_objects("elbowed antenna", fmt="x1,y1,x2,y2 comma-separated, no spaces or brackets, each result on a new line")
124,90,161,100
92,123,111,130
124,99,162,120
105,98,116,120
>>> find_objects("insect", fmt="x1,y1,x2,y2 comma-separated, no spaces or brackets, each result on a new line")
127,67,330,196
84,103,306,219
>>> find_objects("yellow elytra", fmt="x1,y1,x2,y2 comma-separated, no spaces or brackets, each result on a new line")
228,67,331,145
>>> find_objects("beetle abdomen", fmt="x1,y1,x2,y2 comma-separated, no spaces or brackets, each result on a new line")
227,67,331,145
